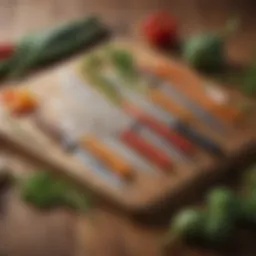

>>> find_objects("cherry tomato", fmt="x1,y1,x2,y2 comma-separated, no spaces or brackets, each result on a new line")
142,11,178,48
0,44,15,60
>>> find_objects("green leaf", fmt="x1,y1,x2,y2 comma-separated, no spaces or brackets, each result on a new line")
108,49,138,83
21,171,91,212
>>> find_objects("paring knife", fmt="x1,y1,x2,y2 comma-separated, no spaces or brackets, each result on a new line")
149,64,241,124
33,115,126,186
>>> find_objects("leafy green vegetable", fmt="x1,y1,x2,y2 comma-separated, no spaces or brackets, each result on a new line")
182,18,239,72
108,49,138,82
183,33,225,72
21,172,91,212
83,55,124,105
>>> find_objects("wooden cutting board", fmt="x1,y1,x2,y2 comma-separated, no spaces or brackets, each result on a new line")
0,39,255,215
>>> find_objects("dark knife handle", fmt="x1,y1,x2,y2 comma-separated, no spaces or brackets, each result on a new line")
173,121,225,157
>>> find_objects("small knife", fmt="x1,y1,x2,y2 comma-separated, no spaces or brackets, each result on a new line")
142,71,227,134
33,114,124,186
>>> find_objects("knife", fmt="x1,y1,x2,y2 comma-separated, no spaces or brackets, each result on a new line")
142,71,227,134
33,115,125,186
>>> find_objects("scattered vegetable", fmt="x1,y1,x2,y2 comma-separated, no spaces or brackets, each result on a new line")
142,11,178,48
83,56,123,105
182,19,239,72
108,49,138,82
183,33,225,72
242,165,256,192
242,59,256,96
205,188,238,244
166,167,255,249
240,190,256,226
171,209,206,242
239,167,256,226
0,16,109,80
1,88,38,115
21,171,91,211
0,43,15,60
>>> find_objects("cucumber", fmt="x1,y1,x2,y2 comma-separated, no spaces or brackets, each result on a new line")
205,188,239,244
9,17,109,78
37,25,108,67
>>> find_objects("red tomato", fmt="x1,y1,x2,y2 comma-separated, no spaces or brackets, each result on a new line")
142,11,178,48
0,44,15,59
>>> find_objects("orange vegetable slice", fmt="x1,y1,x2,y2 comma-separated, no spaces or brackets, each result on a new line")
1,89,38,115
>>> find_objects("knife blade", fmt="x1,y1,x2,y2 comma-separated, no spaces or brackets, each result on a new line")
33,114,124,186
143,71,227,134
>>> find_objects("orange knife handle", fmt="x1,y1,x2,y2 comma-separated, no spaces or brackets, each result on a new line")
152,64,241,124
81,136,133,178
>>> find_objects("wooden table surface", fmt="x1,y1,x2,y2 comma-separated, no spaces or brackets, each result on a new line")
0,1,256,256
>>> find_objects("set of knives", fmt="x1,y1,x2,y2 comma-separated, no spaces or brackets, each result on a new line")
34,48,242,187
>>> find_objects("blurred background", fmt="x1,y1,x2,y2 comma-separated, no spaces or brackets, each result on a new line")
0,1,255,256
0,0,256,64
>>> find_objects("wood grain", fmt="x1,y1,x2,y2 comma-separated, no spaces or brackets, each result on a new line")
0,1,255,256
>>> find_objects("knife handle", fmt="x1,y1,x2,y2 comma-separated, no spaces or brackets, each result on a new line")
148,88,191,121
173,122,224,157
123,103,195,155
152,64,241,124
81,136,133,179
121,130,173,171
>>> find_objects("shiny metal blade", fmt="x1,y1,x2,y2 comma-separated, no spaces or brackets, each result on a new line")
143,72,227,134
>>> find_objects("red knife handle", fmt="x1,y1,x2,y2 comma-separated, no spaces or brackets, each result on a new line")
124,104,195,155
120,130,173,171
